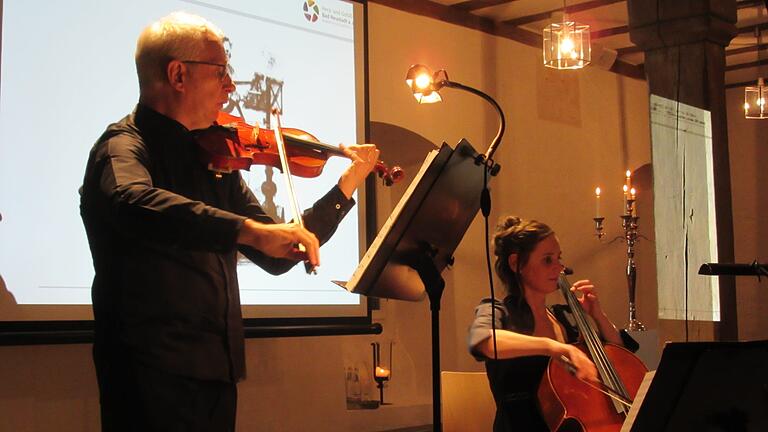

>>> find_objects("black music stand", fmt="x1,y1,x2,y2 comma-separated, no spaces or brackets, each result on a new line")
335,138,492,432
623,340,768,432
698,262,768,278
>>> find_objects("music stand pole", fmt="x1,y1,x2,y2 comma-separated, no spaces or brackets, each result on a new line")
411,246,446,432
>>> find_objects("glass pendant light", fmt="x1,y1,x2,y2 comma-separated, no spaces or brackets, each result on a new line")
543,0,591,69
745,24,768,119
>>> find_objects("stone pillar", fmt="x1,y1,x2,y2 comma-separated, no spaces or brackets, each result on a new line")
628,0,738,340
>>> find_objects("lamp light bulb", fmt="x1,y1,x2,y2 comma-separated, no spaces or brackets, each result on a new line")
414,74,431,91
560,37,575,55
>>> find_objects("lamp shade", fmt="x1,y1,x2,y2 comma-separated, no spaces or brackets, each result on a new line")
543,20,591,69
405,64,442,104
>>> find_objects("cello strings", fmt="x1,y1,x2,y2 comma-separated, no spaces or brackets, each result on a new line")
560,276,605,372
559,277,606,377
558,355,632,407
573,293,629,412
559,275,629,405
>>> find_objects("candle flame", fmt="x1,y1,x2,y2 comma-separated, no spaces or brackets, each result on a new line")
626,170,631,178
623,184,628,193
630,187,636,197
595,186,601,196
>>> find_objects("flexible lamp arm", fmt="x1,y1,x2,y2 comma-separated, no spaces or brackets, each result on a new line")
433,78,506,163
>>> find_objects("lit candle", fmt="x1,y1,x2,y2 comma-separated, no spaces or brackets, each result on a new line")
625,170,632,189
594,186,601,218
623,184,629,214
375,366,390,379
630,188,637,216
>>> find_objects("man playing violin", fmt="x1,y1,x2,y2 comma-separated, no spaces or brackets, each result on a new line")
80,11,378,432
468,216,639,431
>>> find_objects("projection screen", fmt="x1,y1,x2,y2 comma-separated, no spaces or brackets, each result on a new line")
0,0,372,331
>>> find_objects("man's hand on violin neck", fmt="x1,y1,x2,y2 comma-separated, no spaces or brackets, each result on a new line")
237,219,320,266
337,144,380,199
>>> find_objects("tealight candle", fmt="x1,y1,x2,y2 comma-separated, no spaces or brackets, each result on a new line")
375,367,390,379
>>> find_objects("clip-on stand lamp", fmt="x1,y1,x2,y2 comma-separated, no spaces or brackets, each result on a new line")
405,64,504,432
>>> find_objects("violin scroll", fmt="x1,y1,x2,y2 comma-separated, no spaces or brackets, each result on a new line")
374,163,404,187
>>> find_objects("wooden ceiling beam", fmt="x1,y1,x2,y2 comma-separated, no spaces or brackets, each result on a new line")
501,0,625,27
368,0,644,80
626,43,768,74
736,0,765,10
736,21,768,35
452,0,519,12
592,25,629,40
616,45,642,56
369,0,495,34
726,42,768,56
725,57,768,70
617,22,768,60
725,78,759,89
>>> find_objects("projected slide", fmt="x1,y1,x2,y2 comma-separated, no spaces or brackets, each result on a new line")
0,0,365,317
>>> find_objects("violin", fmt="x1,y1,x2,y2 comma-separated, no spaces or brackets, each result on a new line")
195,111,404,185
537,273,647,431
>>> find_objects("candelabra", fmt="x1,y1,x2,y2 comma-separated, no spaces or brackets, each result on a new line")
593,173,645,331
620,195,645,331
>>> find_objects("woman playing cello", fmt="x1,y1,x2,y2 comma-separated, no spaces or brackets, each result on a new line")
468,216,639,431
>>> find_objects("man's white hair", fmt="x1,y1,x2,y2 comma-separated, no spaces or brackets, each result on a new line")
135,11,225,90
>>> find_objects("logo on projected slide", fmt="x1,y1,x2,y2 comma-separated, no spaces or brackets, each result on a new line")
303,0,320,23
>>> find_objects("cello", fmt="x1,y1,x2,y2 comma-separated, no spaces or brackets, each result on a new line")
537,273,648,431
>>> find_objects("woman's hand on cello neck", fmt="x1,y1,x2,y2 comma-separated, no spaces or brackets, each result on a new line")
570,279,624,346
570,279,604,318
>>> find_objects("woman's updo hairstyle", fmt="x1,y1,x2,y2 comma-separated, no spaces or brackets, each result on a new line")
493,216,554,295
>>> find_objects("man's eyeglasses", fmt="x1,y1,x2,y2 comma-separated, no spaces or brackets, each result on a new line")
181,60,233,83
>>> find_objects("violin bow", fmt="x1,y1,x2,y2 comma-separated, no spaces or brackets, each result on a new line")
271,108,316,275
